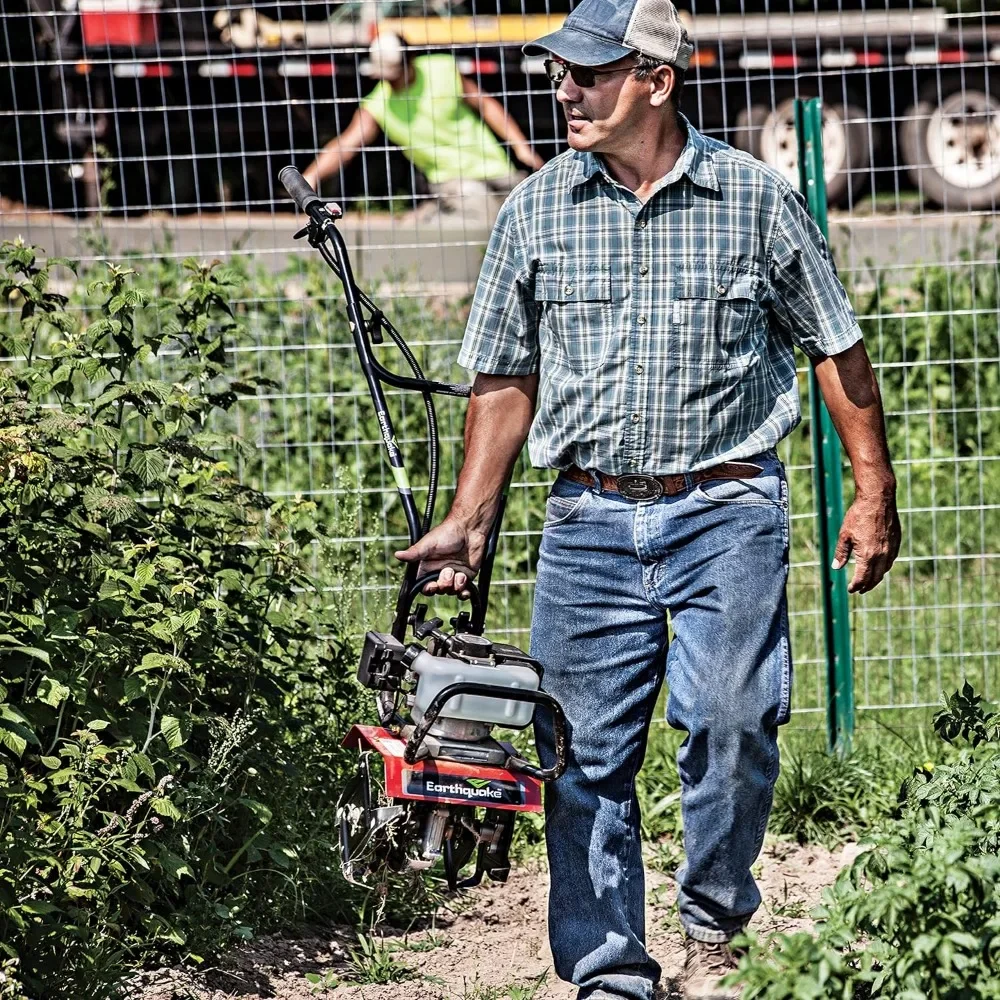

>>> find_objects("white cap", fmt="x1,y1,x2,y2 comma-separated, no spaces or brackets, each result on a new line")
364,32,405,79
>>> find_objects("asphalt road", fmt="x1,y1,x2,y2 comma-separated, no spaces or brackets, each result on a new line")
3,207,997,288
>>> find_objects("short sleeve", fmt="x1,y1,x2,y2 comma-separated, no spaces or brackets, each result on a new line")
457,200,540,375
444,54,464,98
767,188,863,358
359,82,388,129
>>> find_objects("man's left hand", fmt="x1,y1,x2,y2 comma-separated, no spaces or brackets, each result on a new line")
832,488,901,594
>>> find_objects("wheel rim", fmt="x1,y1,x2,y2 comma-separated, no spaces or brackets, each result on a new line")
759,101,848,186
926,91,1000,190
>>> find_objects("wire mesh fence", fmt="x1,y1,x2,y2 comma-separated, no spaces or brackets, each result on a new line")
3,0,999,724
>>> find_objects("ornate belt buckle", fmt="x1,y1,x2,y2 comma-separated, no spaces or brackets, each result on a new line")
616,474,664,501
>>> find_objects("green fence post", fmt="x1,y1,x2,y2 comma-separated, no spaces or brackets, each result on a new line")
793,98,855,753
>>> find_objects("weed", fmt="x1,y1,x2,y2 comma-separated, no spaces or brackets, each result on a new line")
345,931,413,984
769,739,904,848
304,970,341,993
765,881,807,921
645,838,683,875
458,971,549,999
398,930,449,952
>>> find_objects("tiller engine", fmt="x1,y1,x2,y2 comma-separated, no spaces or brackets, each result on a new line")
279,167,567,891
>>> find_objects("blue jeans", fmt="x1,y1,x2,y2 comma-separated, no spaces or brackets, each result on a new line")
531,451,792,1000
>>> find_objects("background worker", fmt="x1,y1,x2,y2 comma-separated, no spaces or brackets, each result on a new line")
395,0,901,998
301,32,544,222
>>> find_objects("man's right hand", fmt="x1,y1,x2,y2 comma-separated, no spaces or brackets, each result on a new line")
394,517,489,598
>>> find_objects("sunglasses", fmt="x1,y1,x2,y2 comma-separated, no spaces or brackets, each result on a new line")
543,58,637,89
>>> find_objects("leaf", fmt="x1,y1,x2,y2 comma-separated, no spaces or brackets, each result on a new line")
0,645,50,667
177,609,200,632
0,727,27,757
123,674,147,702
98,494,139,527
132,751,155,780
157,847,193,881
93,383,128,409
151,796,182,821
134,561,156,588
50,362,74,386
148,619,176,642
82,486,110,514
93,422,122,449
40,755,61,768
11,612,44,630
1,704,38,734
127,448,166,485
137,652,178,673
36,675,70,708
238,797,273,826
20,900,59,915
87,719,110,730
134,379,171,402
160,715,186,749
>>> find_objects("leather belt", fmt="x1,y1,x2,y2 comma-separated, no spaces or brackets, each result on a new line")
564,462,763,501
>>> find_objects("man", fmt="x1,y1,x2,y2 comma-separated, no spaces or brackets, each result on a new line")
301,32,543,222
396,0,901,997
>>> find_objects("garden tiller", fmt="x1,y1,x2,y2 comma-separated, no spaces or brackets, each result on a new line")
279,167,567,891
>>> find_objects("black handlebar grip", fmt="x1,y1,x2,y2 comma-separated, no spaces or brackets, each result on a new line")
279,166,324,215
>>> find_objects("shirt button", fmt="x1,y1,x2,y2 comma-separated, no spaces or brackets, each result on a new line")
635,363,644,374
564,284,574,295
639,265,649,276
631,412,640,423
716,283,727,295
637,219,647,229
637,315,647,325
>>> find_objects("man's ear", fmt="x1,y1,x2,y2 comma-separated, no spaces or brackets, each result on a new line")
648,64,675,108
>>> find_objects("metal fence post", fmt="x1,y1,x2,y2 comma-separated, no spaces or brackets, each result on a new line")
793,98,855,753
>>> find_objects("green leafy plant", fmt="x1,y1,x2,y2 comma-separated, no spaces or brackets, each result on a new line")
734,684,1000,1000
344,931,414,984
304,969,342,993
0,241,385,997
769,741,904,848
459,972,549,1000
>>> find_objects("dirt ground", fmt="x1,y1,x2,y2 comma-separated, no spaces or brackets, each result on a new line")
128,839,859,1000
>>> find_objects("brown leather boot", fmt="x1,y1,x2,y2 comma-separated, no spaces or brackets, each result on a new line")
682,937,742,999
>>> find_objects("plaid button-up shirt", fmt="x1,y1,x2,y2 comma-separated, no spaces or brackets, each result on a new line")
457,116,863,475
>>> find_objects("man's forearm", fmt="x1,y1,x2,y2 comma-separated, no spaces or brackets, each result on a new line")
479,93,525,146
449,372,538,532
303,143,347,188
302,111,377,188
812,340,895,496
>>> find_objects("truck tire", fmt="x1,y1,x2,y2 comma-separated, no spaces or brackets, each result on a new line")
734,98,871,207
900,80,1000,210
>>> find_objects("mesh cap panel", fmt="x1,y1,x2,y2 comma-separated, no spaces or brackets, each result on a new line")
623,0,694,69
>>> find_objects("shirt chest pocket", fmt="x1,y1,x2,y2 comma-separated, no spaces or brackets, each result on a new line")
671,271,764,371
534,264,615,375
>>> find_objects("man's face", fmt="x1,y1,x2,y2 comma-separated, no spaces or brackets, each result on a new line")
555,57,670,153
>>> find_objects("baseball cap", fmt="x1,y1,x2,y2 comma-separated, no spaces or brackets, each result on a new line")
523,0,693,70
363,32,405,79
